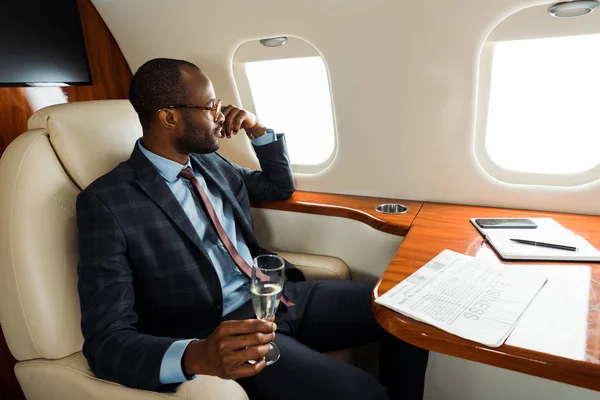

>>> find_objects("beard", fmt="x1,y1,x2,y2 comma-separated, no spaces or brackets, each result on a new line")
175,110,222,154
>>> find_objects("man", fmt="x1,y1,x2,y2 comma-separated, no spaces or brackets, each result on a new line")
77,58,428,400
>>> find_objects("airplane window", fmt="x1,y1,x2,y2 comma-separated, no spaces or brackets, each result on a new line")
233,37,336,172
244,56,335,166
484,34,600,175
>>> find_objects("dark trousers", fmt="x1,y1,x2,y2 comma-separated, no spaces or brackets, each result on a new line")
225,280,429,400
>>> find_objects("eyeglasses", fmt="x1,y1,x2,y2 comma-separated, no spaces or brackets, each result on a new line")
157,99,222,122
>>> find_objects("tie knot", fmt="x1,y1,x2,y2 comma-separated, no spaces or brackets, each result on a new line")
179,166,195,180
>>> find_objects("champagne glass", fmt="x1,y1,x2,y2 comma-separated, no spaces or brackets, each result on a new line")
250,254,285,365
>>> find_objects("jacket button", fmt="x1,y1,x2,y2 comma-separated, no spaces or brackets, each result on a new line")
215,305,222,313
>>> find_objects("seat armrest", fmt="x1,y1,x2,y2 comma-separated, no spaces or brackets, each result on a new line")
15,352,248,400
277,252,351,280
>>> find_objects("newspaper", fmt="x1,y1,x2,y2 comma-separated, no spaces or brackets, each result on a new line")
375,250,548,347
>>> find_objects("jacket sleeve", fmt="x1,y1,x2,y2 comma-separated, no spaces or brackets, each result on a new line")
76,190,178,391
221,133,295,202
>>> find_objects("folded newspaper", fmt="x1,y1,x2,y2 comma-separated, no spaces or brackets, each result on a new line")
375,249,548,347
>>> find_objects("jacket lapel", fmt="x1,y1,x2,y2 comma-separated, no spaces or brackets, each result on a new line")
129,146,211,259
190,155,259,250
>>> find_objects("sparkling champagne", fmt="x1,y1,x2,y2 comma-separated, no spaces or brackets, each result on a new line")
251,282,282,321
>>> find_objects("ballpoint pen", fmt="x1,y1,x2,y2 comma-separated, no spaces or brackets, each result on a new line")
509,238,578,252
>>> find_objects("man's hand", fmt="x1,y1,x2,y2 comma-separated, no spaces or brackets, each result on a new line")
221,105,265,140
182,319,276,379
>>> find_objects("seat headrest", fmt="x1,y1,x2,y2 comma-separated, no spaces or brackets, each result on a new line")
28,100,142,189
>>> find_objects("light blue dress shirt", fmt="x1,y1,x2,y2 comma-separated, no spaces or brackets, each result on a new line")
138,132,276,385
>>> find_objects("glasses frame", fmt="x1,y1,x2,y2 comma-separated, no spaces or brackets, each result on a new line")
157,99,222,122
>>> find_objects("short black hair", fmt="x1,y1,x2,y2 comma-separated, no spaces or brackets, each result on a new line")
128,58,199,130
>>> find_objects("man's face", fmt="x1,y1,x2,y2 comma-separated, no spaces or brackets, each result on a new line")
174,67,223,155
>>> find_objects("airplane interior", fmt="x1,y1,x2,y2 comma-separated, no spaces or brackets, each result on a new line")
1,0,600,399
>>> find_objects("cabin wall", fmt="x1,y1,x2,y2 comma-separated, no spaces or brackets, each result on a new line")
92,0,600,216
0,1,131,399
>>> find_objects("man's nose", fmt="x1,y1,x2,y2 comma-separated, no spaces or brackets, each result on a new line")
215,110,225,124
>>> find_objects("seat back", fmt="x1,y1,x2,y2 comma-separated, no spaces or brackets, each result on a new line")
0,100,141,361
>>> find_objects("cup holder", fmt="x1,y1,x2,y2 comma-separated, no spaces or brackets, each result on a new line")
375,203,408,214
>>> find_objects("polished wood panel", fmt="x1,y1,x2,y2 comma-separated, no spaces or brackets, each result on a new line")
252,191,423,236
67,0,132,103
0,88,31,155
373,202,600,391
0,1,131,399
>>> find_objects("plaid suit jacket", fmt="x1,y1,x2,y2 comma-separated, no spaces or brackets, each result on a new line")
76,135,304,391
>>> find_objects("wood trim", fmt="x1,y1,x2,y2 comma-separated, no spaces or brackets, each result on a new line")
374,202,600,392
252,191,423,236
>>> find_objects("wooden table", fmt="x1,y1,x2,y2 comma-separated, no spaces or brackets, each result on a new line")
253,192,600,390
373,203,600,391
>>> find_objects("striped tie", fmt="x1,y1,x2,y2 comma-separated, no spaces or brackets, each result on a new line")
178,167,294,307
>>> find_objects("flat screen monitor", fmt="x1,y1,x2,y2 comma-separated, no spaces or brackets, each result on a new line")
0,0,92,86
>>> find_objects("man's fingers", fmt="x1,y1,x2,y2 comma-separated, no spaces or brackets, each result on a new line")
232,114,246,135
222,343,271,366
221,105,233,117
226,359,267,379
224,109,242,138
221,106,234,137
217,319,276,337
221,115,229,138
222,331,274,351
218,105,260,138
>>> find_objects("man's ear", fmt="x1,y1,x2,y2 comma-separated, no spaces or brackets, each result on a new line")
157,109,178,129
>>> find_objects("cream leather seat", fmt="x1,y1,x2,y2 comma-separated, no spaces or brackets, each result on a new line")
0,100,351,400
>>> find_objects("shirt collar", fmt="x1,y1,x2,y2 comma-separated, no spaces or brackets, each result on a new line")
137,139,191,183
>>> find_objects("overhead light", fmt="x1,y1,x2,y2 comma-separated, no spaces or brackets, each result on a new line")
548,0,598,18
260,37,287,47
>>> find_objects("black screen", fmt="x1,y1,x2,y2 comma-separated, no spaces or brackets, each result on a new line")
0,0,92,86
